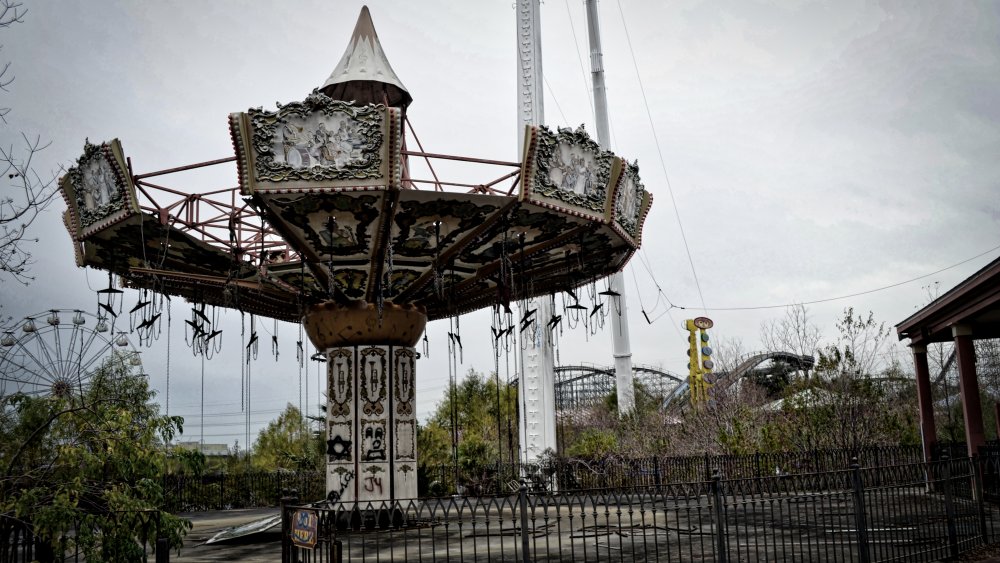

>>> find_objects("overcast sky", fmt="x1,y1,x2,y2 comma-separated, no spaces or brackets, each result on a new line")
1,1,998,448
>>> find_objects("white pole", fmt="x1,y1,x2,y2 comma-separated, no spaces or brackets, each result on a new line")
585,0,635,416
515,0,559,465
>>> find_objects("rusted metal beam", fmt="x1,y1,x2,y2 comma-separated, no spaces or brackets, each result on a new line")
402,150,520,168
133,156,237,180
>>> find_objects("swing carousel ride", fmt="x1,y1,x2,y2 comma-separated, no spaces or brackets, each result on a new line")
56,7,650,504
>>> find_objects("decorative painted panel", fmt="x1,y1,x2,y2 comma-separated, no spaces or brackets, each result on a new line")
611,160,653,245
59,139,139,240
391,346,418,499
230,94,401,193
358,346,388,416
328,348,353,417
392,347,416,465
394,462,417,501
393,348,415,417
260,192,383,259
520,124,620,222
326,346,356,505
394,419,416,460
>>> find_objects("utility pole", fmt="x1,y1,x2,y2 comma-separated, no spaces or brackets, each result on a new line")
586,0,636,415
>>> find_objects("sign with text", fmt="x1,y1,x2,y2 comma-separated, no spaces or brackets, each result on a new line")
291,508,319,550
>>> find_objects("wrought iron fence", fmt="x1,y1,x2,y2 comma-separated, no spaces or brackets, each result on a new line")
162,470,324,512
157,448,924,510
283,456,999,563
419,445,925,497
1,510,168,563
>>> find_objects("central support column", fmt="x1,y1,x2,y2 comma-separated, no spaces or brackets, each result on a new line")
304,301,427,504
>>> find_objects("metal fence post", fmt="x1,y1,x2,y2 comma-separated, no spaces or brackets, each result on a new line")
712,469,728,563
942,456,959,558
519,483,532,563
156,538,169,563
850,458,870,563
280,494,298,563
973,454,989,544
154,510,169,563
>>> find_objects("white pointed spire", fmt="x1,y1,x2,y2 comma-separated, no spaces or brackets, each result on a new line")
320,6,412,108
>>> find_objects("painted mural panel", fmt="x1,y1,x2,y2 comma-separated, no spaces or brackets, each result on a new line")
358,346,389,416
391,346,418,499
611,160,652,245
230,95,401,193
328,348,353,418
520,124,619,222
59,139,139,240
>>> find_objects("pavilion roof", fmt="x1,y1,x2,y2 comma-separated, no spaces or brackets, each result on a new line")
896,256,1000,345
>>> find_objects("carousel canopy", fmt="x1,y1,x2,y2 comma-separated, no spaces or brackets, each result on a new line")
319,5,412,109
58,8,650,324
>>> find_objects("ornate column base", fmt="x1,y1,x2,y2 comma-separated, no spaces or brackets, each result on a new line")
303,301,426,506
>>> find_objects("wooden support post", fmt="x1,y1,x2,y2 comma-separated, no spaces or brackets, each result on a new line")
912,345,937,463
953,325,985,457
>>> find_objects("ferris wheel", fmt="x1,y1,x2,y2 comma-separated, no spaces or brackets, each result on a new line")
0,309,141,398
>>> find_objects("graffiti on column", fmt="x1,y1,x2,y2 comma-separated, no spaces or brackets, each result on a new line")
327,421,353,462
327,468,355,502
361,419,387,461
327,433,352,462
363,476,384,494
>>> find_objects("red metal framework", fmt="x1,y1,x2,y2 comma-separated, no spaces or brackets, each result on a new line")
124,121,523,265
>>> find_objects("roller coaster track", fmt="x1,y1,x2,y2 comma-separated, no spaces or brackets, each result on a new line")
553,363,684,412
660,352,816,413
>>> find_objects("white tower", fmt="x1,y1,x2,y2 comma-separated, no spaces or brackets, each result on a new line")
515,0,559,464
586,0,636,416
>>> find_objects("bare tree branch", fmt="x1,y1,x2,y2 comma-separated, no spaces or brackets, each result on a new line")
0,4,59,285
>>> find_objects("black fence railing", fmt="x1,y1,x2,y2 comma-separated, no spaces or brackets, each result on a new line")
157,447,925,510
419,445,925,497
162,471,325,512
283,456,999,563
0,510,168,563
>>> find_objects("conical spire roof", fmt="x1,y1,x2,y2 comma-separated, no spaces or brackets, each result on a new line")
319,6,412,109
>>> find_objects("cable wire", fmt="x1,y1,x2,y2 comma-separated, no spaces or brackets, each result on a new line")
674,243,1000,312
615,0,708,313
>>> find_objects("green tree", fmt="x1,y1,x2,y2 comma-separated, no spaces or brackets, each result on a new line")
251,403,322,471
0,352,190,562
417,369,518,494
